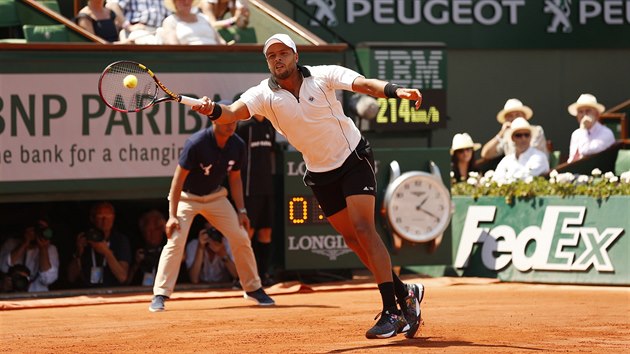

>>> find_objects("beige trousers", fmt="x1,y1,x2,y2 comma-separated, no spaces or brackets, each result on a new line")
153,188,261,296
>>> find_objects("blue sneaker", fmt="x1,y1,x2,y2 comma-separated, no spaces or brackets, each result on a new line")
149,295,168,312
401,283,424,338
244,288,275,306
365,310,408,339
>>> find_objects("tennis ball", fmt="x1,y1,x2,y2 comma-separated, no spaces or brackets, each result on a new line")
123,74,138,89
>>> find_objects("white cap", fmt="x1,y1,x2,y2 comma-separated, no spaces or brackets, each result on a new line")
263,34,297,55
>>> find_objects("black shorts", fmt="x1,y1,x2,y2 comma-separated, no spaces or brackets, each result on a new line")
303,137,376,217
245,195,274,229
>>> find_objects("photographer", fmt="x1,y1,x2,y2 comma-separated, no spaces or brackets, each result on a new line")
0,220,59,292
185,225,238,284
126,210,168,286
67,202,131,288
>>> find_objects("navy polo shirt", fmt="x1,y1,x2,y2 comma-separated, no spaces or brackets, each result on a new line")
179,127,245,196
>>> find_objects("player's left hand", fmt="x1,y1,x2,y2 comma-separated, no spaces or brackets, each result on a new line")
398,88,423,109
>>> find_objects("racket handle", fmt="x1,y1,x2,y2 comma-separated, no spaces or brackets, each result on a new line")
179,95,205,106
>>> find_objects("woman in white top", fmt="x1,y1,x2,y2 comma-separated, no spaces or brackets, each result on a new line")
161,0,226,45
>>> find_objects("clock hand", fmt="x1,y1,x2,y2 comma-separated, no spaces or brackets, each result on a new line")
415,196,429,210
418,207,440,222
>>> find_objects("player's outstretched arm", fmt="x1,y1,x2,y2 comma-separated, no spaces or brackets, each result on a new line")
193,98,252,124
352,77,423,110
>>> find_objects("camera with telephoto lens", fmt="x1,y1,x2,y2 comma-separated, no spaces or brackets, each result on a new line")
206,227,223,243
85,228,105,242
140,247,161,272
8,264,31,292
35,223,53,240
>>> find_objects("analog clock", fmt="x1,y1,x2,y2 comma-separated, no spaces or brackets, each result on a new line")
383,161,453,244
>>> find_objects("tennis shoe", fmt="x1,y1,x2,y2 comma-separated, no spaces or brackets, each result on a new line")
365,310,408,339
400,283,424,338
244,288,275,306
149,295,168,312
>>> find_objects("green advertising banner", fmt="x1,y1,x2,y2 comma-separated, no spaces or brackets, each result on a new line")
283,147,453,270
451,196,629,284
295,0,630,48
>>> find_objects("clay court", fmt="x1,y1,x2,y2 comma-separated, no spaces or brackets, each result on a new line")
1,276,628,353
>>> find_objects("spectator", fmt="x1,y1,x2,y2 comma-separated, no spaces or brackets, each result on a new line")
200,0,249,29
0,220,59,292
236,114,276,286
450,133,481,183
75,0,123,43
186,226,238,284
567,93,615,163
481,98,548,160
492,118,550,183
160,0,227,45
149,119,274,312
106,0,170,44
126,210,167,286
66,202,132,287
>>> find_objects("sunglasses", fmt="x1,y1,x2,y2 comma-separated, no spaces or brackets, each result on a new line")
513,132,531,138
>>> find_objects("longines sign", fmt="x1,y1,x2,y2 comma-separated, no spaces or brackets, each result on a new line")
300,0,630,48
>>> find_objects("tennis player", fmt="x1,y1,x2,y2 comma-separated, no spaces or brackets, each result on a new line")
193,34,425,339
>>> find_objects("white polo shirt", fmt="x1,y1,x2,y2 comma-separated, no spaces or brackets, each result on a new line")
492,146,550,183
240,65,362,172
568,121,615,163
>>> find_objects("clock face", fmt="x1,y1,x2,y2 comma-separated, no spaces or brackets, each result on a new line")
384,171,452,243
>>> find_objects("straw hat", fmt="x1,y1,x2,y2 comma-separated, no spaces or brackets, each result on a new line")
450,133,481,155
509,117,533,139
496,98,533,123
567,93,606,116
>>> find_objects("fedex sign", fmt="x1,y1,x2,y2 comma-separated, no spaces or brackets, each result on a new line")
454,206,624,273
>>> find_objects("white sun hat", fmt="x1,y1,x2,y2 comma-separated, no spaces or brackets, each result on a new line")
450,133,481,155
567,93,606,116
496,98,533,123
509,117,534,139
263,34,297,55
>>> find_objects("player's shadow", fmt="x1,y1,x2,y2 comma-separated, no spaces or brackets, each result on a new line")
196,304,340,311
327,337,543,353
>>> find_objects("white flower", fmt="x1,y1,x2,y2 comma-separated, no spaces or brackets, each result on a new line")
549,170,559,178
468,171,479,178
576,175,590,184
556,173,575,184
484,170,495,179
609,176,619,183
524,176,534,184
479,176,489,185
621,171,630,183
604,171,615,180
591,168,602,177
467,177,477,185
450,171,454,178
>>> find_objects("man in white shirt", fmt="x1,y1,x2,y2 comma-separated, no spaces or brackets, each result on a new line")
567,93,615,163
192,34,425,340
493,118,550,183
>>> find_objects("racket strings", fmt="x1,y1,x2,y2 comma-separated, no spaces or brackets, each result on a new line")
99,62,158,112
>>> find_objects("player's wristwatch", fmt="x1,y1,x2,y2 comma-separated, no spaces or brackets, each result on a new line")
238,208,247,214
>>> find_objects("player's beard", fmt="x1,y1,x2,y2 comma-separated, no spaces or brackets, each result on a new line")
273,63,295,80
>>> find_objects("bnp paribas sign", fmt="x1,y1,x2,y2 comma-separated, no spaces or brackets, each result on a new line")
300,0,629,48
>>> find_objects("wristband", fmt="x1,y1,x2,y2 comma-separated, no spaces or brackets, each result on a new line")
206,103,223,121
238,208,247,214
384,82,401,98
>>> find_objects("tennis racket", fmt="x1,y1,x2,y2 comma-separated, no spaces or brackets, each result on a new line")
98,60,204,113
